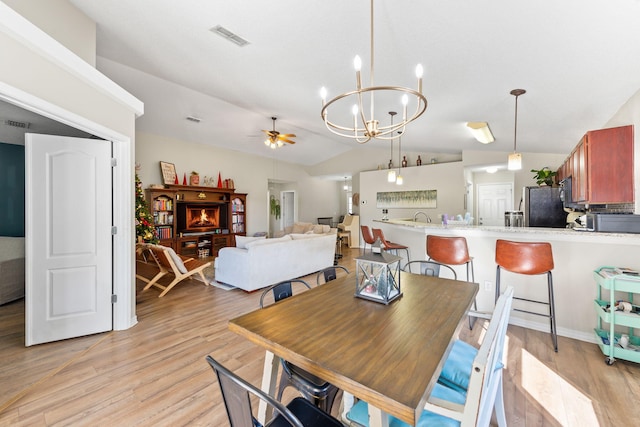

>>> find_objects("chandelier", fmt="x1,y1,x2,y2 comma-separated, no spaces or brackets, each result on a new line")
508,89,526,171
320,0,427,143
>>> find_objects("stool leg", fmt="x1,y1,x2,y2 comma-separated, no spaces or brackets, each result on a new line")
467,260,478,330
548,271,558,352
495,266,502,304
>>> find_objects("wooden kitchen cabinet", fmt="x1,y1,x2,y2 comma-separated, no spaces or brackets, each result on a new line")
586,125,634,204
562,125,634,205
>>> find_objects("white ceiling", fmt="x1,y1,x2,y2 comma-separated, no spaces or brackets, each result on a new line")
47,1,640,166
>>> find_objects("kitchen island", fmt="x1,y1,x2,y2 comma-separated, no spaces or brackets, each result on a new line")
373,219,640,343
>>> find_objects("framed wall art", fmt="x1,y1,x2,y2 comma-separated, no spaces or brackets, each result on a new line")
160,161,177,185
376,190,437,209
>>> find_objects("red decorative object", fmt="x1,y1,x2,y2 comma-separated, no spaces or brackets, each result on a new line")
217,172,223,188
174,174,179,184
183,173,187,186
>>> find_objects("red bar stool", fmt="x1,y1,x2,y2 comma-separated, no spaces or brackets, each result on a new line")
371,228,410,263
495,239,558,352
360,225,376,253
426,235,477,328
426,235,475,282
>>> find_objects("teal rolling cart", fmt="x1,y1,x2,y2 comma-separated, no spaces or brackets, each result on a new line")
594,266,640,365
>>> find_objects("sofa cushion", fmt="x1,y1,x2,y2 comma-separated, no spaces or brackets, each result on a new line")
245,235,292,248
235,235,266,249
292,223,311,234
290,233,324,240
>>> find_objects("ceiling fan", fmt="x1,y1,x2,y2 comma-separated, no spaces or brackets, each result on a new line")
262,117,296,149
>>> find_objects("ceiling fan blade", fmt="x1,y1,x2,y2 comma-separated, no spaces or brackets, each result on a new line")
280,138,296,145
262,129,274,136
279,133,297,138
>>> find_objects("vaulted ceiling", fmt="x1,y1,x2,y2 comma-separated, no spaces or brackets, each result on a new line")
63,0,640,166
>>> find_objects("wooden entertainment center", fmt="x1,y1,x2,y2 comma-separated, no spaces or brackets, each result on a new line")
146,185,246,257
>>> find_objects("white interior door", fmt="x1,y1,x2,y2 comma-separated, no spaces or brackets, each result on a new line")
477,183,513,226
25,134,113,346
282,190,296,229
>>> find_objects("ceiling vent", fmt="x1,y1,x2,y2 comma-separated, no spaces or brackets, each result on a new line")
4,119,30,129
210,25,250,47
186,116,202,123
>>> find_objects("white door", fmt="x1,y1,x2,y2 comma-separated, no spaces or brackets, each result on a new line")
282,190,296,229
25,134,113,346
477,183,513,226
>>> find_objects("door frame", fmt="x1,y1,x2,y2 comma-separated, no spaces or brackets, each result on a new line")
0,83,135,331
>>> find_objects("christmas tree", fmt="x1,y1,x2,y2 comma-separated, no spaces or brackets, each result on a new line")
135,169,158,243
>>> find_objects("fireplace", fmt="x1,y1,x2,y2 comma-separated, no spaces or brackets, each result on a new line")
177,203,228,233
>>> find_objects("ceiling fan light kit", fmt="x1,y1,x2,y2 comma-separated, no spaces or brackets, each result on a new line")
508,89,526,171
262,116,296,149
319,0,427,143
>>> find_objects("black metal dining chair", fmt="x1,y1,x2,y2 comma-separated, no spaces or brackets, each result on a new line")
259,280,340,414
403,260,457,279
205,355,343,427
316,265,349,285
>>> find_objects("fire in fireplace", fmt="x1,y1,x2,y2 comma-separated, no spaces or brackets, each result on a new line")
177,203,227,232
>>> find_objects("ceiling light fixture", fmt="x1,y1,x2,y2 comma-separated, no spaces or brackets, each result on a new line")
486,166,498,174
387,112,397,183
343,177,349,191
319,0,427,143
466,122,494,144
508,89,526,170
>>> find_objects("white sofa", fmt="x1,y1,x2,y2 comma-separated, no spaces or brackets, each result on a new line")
273,222,334,238
214,233,336,292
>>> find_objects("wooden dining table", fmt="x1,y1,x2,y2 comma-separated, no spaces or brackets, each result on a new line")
229,271,478,427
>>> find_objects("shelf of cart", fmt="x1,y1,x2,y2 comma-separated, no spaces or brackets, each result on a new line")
594,299,640,328
594,269,640,293
594,328,640,363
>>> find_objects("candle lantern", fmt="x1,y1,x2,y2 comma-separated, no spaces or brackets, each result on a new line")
355,251,402,304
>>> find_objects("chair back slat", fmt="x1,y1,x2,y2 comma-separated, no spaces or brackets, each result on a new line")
463,286,513,426
216,372,257,427
403,260,457,280
148,246,174,270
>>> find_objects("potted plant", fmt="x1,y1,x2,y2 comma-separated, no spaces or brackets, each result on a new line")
270,196,281,219
190,171,200,186
531,167,557,186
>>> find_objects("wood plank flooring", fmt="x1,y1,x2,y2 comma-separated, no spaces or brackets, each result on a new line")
0,246,639,426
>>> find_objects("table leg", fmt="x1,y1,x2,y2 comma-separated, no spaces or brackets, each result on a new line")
368,405,390,427
257,350,280,424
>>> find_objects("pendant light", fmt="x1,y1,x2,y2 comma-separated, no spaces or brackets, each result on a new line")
508,89,526,171
387,111,397,182
396,130,404,186
343,176,348,191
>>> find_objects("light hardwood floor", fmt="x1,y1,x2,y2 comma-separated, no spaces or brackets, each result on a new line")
1,246,639,426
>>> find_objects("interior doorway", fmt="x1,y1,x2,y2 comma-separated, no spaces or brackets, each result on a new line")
282,190,296,230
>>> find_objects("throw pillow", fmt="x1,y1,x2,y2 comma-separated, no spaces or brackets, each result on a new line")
165,246,188,274
235,235,266,249
290,233,322,240
292,223,308,234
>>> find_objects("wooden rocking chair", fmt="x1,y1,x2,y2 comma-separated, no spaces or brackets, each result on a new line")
137,243,212,297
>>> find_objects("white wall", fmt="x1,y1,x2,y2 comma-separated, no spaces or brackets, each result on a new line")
359,162,466,226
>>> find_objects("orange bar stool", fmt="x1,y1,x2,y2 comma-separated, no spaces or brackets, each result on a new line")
495,239,558,352
426,235,477,328
426,235,475,282
360,225,376,253
371,228,410,263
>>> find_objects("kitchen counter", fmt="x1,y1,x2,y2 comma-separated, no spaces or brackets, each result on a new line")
372,219,640,343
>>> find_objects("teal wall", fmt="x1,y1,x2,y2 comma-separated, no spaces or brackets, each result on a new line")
0,142,25,236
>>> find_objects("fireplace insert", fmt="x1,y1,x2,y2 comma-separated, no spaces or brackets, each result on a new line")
177,203,228,233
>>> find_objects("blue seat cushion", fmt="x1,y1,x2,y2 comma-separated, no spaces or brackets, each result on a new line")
346,383,466,427
438,340,478,393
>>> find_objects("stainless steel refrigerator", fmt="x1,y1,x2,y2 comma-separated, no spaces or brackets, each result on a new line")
522,186,567,228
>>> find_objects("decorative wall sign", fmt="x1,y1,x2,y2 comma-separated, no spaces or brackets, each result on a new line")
160,161,177,185
376,190,437,209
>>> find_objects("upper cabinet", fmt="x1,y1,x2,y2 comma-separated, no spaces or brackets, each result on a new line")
559,125,634,206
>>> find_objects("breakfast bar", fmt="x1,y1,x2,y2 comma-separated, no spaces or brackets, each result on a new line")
373,219,640,342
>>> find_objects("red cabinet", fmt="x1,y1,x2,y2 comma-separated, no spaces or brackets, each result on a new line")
560,125,634,205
